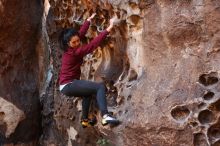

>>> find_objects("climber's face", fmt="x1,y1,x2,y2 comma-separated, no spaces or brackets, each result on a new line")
69,35,80,49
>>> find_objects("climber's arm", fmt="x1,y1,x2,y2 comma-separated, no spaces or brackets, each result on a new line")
76,17,115,57
78,13,96,39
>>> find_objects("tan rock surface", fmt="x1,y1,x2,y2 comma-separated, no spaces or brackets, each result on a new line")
0,97,25,138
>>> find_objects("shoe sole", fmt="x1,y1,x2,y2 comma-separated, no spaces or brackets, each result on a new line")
81,121,97,128
102,120,120,126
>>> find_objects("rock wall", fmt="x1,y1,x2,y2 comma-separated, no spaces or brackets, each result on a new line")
1,0,220,146
0,0,43,145
41,0,220,146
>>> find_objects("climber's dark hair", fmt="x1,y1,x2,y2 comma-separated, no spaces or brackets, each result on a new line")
59,28,79,51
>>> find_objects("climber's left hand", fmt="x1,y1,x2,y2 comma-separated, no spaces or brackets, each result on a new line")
87,13,96,21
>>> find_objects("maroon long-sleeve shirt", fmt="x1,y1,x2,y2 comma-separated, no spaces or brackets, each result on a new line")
59,21,109,85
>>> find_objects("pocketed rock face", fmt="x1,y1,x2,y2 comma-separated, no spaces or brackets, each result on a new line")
43,0,220,145
0,0,43,144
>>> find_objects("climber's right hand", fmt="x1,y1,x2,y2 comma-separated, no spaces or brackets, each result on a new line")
87,13,96,22
106,16,117,32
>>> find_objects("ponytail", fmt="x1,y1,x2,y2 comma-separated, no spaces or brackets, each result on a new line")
59,28,79,52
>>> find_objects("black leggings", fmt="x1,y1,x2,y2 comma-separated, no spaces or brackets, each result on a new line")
61,79,108,119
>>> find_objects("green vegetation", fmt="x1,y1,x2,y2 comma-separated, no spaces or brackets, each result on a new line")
96,138,111,146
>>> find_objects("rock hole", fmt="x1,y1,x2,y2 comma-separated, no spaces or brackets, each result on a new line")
128,15,141,25
208,122,220,139
203,91,214,100
118,110,122,116
128,69,138,82
171,106,190,121
199,72,218,86
193,133,209,146
213,140,220,146
127,95,132,101
116,11,121,19
198,110,214,124
198,102,206,109
91,68,95,73
209,99,220,111
0,112,5,121
209,128,220,140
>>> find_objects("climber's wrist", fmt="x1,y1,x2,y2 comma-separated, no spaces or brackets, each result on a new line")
106,25,113,32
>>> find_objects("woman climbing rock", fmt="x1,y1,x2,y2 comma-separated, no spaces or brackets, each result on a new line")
58,13,120,128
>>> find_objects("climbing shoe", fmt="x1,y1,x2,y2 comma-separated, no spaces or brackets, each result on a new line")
81,116,97,128
101,114,120,126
